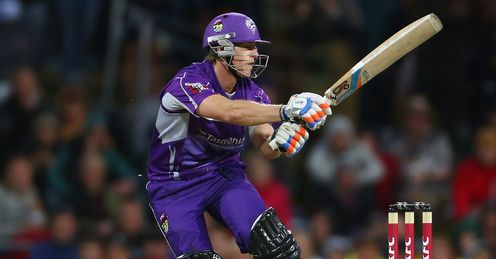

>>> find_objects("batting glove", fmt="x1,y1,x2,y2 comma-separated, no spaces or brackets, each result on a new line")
280,92,332,130
269,122,309,157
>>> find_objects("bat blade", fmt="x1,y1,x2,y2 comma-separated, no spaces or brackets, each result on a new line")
324,13,443,106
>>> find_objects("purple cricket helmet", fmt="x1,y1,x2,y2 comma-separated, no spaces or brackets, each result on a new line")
202,12,270,78
202,12,270,48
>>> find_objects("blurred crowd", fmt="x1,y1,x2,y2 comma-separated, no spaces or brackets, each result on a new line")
0,0,495,258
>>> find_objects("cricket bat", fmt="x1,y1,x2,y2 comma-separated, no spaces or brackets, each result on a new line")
324,13,443,105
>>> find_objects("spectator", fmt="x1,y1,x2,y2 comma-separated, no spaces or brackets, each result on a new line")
360,213,388,256
458,229,481,259
326,160,380,235
70,153,117,238
293,229,322,259
432,236,456,259
30,210,78,259
0,67,50,161
29,112,60,204
57,85,88,144
306,115,384,188
389,94,453,206
82,113,137,184
453,127,496,221
346,237,382,259
245,150,293,227
474,249,492,259
106,241,132,259
359,129,400,209
44,86,89,206
78,239,104,259
322,236,352,259
306,115,384,235
81,114,138,206
0,155,46,253
309,210,333,256
46,113,137,210
112,200,150,258
143,234,171,259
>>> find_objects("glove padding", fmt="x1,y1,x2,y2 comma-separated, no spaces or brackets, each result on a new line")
280,92,332,130
269,122,309,157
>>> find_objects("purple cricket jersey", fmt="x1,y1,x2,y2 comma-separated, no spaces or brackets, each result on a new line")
147,60,270,181
146,60,270,256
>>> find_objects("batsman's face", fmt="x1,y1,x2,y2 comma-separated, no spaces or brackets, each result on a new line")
232,43,258,78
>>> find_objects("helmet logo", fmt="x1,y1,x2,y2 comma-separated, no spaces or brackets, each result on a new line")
245,18,256,34
213,19,223,32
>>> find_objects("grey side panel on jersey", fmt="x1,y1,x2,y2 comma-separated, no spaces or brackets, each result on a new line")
162,91,199,115
250,208,301,259
177,251,222,259
155,107,190,144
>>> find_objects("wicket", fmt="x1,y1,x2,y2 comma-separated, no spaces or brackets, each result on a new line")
388,202,432,259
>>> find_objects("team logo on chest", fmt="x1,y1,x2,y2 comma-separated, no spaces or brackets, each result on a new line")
185,82,209,94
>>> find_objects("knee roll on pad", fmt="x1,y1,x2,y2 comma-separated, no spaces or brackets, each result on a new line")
250,208,301,259
177,251,222,259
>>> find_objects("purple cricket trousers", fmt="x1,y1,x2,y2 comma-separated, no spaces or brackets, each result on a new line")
147,163,266,257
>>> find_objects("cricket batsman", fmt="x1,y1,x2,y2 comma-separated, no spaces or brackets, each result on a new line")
146,12,332,258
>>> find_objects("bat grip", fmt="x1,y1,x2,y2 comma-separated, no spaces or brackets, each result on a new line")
268,139,287,153
269,141,278,151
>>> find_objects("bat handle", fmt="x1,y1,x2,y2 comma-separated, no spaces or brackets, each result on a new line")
323,93,338,106
269,140,278,151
